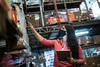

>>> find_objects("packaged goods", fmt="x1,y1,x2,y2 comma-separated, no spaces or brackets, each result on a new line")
77,36,94,46
26,14,42,27
93,35,100,44
44,0,53,2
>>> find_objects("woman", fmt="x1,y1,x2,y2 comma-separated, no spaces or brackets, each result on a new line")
29,23,84,67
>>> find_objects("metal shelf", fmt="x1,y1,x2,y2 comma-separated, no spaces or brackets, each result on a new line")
65,1,82,9
45,20,100,27
27,4,40,8
26,1,82,13
82,44,100,49
72,20,100,27
27,20,100,49
44,2,64,5
25,0,100,49
27,20,100,34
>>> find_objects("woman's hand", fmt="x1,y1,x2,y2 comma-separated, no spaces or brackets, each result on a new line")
28,22,44,42
69,59,84,64
28,22,34,29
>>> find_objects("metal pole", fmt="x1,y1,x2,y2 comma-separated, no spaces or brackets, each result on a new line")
79,6,82,22
97,0,100,8
40,0,45,26
26,62,30,67
84,0,91,20
42,0,45,25
64,0,70,23
79,6,82,13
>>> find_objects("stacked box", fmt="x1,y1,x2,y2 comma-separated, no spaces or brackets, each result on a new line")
77,37,87,45
73,11,81,22
85,36,94,45
93,35,100,44
65,0,70,2
77,36,94,46
44,0,53,2
82,56,100,67
56,0,63,2
81,13,89,21
26,14,42,27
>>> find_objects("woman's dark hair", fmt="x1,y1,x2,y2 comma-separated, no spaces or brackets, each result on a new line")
65,24,79,59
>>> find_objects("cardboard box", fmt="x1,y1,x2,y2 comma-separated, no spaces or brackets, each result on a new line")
65,0,70,2
77,37,87,45
56,0,63,2
93,35,100,44
77,36,94,46
82,56,100,67
85,36,94,44
33,14,42,27
73,11,81,22
68,12,76,22
81,13,89,21
68,11,81,22
44,0,53,2
26,14,42,27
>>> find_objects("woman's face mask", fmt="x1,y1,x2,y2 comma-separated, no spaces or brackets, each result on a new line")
57,30,67,41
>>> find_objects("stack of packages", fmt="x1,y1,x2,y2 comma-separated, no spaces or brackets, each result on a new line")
26,14,42,27
82,56,100,67
45,11,68,25
68,11,81,22
77,36,94,46
77,35,100,46
81,12,89,21
44,0,53,2
93,35,100,45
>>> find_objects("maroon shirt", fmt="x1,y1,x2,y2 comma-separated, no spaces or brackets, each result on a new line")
41,38,84,67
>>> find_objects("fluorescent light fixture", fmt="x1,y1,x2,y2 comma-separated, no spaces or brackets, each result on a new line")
75,31,89,36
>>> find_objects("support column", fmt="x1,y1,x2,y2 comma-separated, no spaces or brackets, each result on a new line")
84,0,91,20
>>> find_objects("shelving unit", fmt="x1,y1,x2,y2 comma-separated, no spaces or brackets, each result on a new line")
25,0,100,49
26,1,82,13
1,0,100,67
27,19,100,34
82,44,100,49
0,0,32,67
0,1,23,52
24,0,100,67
